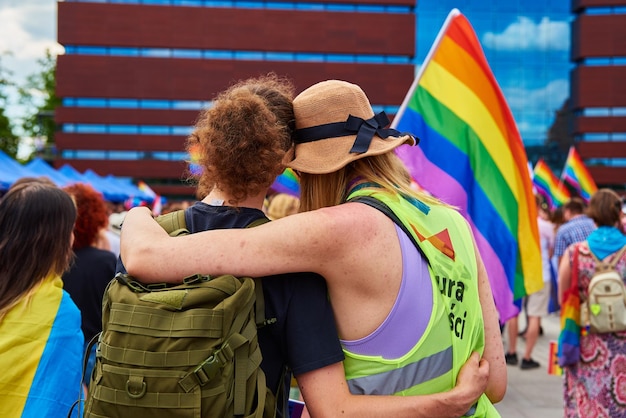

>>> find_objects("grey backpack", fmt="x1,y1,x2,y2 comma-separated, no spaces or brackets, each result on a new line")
580,244,626,334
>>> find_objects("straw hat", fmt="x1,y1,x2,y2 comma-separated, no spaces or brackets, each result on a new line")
286,80,416,174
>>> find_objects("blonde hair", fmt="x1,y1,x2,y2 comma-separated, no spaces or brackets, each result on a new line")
298,152,444,212
267,193,300,220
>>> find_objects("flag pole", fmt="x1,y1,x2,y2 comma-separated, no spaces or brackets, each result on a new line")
391,8,461,128
558,146,574,183
557,146,574,198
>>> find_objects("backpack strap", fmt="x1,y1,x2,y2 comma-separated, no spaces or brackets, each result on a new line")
607,245,626,269
155,209,189,237
245,217,273,328
587,243,626,271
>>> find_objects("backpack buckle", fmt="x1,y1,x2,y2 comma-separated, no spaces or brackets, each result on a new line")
183,274,211,285
193,355,220,385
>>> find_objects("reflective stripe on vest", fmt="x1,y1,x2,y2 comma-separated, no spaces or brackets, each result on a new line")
347,346,452,395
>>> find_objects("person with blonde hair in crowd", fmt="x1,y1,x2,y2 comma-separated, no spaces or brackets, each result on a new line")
0,182,83,417
266,193,300,220
121,79,505,416
558,188,626,417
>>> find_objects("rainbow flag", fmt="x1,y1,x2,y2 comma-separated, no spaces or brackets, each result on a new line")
0,276,83,417
561,146,597,202
270,167,300,197
187,144,203,176
533,158,570,209
137,180,157,199
548,341,563,376
392,9,542,322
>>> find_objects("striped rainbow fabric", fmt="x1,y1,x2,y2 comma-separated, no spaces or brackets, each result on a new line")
187,143,203,176
0,275,83,417
533,158,570,209
270,167,300,197
562,146,598,202
557,243,584,367
137,180,157,199
392,9,543,322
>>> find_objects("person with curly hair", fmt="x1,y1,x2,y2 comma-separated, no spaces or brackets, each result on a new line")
62,183,117,387
0,182,83,417
121,78,500,417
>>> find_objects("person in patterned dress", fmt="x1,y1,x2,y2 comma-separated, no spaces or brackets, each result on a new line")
558,188,626,418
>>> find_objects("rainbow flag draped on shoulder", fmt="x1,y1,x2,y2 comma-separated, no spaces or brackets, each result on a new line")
561,146,597,202
533,158,570,210
0,276,83,417
392,9,542,322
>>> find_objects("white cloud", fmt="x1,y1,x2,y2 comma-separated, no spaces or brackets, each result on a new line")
482,17,570,51
0,0,62,120
503,79,569,113
502,79,569,142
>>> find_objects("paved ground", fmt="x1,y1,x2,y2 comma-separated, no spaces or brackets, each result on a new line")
495,312,564,418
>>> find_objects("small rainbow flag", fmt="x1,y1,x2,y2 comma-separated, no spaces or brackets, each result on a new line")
188,144,203,176
533,159,570,209
270,167,300,197
392,9,542,322
561,146,597,202
137,180,157,199
548,341,563,376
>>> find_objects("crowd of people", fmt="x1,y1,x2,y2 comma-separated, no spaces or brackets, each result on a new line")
502,190,626,417
1,74,626,418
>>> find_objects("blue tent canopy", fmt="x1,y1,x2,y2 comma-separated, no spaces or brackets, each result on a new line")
104,175,154,202
1,155,156,203
82,169,133,202
25,158,74,187
0,151,40,190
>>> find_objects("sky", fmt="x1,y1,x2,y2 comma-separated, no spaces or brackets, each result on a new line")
0,0,571,149
0,0,62,120
416,0,572,145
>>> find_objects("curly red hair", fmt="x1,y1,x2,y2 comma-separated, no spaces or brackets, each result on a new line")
63,183,109,250
186,73,295,203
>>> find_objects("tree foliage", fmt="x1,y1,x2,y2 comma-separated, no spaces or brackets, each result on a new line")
18,49,59,157
0,54,19,158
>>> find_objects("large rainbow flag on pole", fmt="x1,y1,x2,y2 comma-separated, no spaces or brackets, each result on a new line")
533,158,570,210
392,9,542,322
561,146,598,202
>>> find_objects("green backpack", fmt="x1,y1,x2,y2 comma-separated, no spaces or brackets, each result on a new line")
84,210,275,418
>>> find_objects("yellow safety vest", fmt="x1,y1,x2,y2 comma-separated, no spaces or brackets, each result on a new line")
345,188,499,417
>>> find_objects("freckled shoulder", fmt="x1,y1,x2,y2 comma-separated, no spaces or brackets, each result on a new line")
313,202,390,241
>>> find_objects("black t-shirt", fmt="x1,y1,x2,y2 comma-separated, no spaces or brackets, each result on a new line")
118,202,344,416
62,246,117,342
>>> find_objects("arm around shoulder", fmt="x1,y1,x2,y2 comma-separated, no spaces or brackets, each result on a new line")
120,206,176,282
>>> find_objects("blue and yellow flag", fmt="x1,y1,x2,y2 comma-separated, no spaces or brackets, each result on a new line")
0,275,84,417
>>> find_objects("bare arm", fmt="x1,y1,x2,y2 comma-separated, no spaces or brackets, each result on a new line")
557,247,572,306
121,204,371,283
473,239,507,403
298,353,489,418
